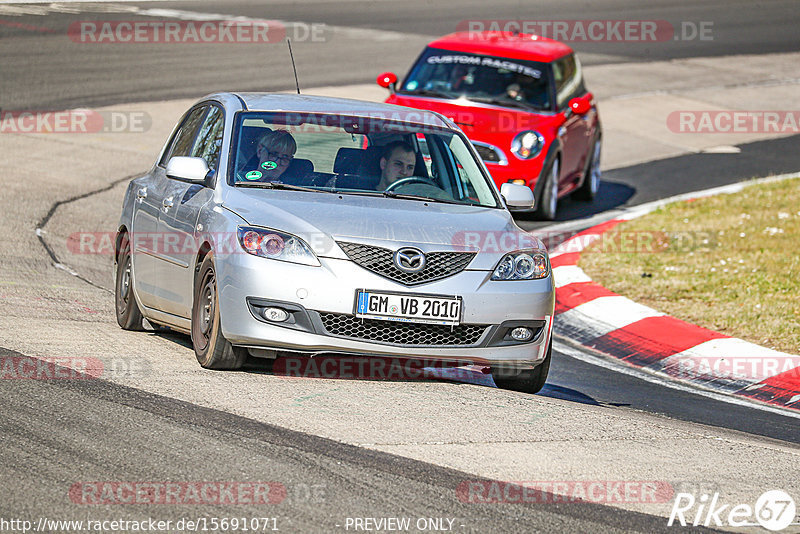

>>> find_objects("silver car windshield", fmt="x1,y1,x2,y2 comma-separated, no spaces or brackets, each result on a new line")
231,112,500,208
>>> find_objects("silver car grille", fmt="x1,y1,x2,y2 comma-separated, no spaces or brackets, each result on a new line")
319,313,488,346
337,242,476,286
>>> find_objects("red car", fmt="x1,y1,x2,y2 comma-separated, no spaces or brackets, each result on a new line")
378,31,601,220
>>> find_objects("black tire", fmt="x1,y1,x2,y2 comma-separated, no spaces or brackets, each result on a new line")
115,233,145,331
535,158,559,221
492,339,552,394
573,136,601,201
191,254,246,370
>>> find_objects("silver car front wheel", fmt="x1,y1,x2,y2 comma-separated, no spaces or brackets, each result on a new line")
191,254,246,370
492,339,552,394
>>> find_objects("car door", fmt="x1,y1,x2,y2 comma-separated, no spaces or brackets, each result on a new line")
130,168,165,309
139,104,208,314
130,106,207,309
553,54,590,186
154,104,223,317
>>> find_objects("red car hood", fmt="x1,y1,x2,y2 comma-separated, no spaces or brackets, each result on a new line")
387,94,564,139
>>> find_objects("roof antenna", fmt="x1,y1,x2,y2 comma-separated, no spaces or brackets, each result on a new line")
287,39,301,94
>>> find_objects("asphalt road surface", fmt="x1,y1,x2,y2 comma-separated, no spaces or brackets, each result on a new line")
1,0,799,108
2,346,718,534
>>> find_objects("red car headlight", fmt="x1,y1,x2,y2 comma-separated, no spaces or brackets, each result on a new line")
510,130,545,160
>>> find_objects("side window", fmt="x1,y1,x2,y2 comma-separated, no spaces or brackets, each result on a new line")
425,134,464,200
426,133,495,206
555,54,585,109
554,56,573,92
191,106,225,171
159,105,208,166
414,133,434,178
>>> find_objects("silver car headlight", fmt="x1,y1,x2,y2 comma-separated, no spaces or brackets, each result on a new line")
237,226,320,266
491,250,549,280
510,130,545,160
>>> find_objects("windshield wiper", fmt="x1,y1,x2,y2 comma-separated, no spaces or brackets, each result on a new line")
402,89,453,99
381,190,473,206
320,187,470,205
469,96,542,111
237,183,479,206
235,181,325,193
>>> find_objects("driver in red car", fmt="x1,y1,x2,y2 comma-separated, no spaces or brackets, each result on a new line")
376,141,416,190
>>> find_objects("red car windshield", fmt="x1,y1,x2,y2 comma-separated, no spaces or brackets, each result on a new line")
400,47,553,111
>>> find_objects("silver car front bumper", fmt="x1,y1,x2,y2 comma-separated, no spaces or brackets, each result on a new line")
216,252,555,369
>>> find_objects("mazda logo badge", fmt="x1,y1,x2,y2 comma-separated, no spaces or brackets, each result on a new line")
394,247,426,273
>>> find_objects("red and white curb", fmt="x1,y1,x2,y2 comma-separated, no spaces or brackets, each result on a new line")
547,173,800,412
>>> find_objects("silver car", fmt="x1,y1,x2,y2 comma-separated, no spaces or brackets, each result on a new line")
115,93,555,393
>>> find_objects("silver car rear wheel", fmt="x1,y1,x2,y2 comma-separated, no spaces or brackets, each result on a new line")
114,233,144,331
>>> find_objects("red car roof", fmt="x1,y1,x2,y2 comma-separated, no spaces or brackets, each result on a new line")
427,31,573,63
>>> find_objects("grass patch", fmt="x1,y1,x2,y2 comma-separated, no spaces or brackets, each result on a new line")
578,177,800,354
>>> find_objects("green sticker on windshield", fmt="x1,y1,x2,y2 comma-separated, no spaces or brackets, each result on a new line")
261,161,278,170
245,170,262,180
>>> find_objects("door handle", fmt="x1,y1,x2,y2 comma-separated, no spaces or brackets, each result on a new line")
136,187,147,200
162,197,174,210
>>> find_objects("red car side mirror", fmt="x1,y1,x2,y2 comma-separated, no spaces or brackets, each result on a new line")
569,94,592,116
376,72,398,92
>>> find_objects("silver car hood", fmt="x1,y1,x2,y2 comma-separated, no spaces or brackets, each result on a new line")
222,188,543,270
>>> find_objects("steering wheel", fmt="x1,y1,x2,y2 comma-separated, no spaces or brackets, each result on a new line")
385,176,439,192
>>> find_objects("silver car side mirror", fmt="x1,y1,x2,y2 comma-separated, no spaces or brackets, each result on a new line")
500,182,535,209
166,156,209,184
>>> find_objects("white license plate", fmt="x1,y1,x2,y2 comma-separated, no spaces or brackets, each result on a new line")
355,290,462,325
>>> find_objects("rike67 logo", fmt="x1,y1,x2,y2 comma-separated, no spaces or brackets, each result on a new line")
668,490,797,531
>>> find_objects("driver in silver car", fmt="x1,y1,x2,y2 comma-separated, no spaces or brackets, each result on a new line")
247,129,296,182
376,141,416,190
